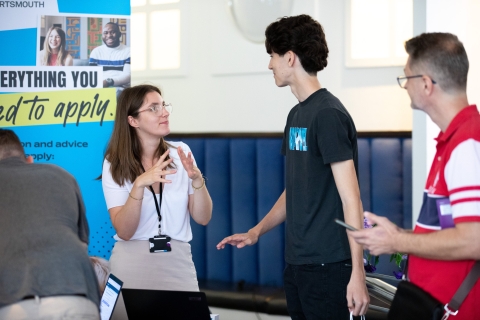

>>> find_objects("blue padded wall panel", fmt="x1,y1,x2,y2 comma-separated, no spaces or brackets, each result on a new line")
402,139,413,229
95,135,412,285
181,138,207,280
205,139,232,282
370,139,403,276
230,140,259,284
358,138,371,212
256,139,285,287
371,139,403,226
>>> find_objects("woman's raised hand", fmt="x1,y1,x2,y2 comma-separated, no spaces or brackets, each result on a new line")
137,149,177,188
177,146,201,180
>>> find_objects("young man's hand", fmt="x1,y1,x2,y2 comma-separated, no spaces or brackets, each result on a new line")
347,271,370,316
216,230,259,249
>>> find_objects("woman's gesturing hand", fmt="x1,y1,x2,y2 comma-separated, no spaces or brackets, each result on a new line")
177,146,202,180
137,149,177,188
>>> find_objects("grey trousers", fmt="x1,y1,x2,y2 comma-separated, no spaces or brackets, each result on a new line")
0,295,99,320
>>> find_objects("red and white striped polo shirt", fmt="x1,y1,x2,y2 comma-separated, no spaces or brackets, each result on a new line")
409,105,480,320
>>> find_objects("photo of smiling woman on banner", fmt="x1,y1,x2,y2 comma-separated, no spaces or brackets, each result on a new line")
38,26,73,66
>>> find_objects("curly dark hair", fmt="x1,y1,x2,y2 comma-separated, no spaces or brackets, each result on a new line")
405,32,468,93
265,14,328,75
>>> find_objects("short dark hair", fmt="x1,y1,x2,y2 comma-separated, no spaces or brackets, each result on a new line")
265,14,328,75
0,129,25,160
405,32,469,93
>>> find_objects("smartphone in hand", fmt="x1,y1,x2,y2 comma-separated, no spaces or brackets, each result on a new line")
334,219,358,231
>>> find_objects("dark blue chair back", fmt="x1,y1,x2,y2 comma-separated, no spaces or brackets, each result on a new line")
181,135,412,285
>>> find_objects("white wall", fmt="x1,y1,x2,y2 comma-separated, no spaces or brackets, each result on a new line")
132,0,413,133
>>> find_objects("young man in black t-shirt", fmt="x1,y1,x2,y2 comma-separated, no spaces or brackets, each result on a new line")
217,14,369,319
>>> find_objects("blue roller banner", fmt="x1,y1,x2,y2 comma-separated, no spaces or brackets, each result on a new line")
0,0,131,259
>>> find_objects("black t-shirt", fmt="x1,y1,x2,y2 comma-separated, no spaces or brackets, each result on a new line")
281,88,358,265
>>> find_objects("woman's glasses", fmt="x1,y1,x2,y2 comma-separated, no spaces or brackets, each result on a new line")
137,102,173,115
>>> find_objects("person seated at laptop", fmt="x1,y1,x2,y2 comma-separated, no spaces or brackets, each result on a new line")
100,84,212,319
0,129,100,320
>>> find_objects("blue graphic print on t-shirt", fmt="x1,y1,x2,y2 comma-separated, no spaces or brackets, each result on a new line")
289,127,308,151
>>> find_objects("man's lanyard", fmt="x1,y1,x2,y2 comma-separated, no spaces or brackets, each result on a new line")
141,164,163,236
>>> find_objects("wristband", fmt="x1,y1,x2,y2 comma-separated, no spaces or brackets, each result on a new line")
192,178,205,191
129,193,143,201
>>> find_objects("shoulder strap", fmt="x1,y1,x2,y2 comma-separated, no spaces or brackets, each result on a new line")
449,261,480,311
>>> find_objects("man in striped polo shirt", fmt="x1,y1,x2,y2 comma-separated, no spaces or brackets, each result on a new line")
351,32,480,320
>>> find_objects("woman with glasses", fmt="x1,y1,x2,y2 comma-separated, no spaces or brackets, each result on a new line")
38,26,73,66
100,84,212,319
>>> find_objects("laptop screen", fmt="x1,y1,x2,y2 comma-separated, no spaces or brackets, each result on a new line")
100,274,123,320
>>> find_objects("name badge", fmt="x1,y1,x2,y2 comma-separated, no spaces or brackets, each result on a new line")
436,198,454,229
148,235,172,253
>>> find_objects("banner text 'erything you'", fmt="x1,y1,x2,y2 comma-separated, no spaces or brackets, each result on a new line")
0,67,103,92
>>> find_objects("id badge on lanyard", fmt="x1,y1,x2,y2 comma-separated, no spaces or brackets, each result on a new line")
149,235,172,252
142,163,172,253
436,198,455,229
147,187,172,253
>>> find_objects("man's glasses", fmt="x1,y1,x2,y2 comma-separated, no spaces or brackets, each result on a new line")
137,102,173,115
397,75,436,89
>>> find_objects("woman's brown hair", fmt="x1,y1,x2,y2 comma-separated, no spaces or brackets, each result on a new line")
102,84,173,186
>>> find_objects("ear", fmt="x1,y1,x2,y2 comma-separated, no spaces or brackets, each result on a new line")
286,50,296,67
423,76,435,96
26,155,34,164
127,115,139,128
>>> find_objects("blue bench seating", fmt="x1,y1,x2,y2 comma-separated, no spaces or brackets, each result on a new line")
165,133,411,317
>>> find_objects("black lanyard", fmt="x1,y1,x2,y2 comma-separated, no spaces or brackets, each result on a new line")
141,164,163,235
